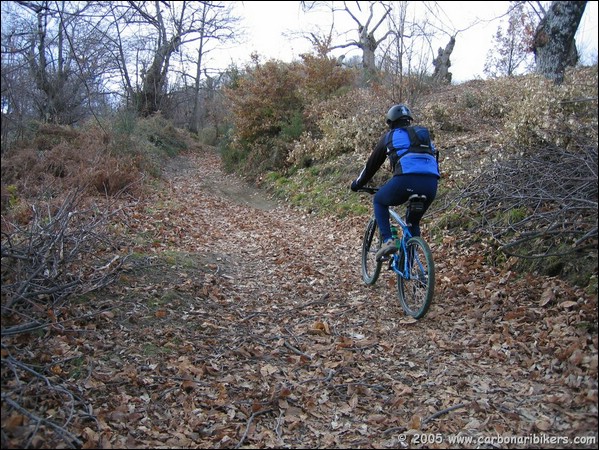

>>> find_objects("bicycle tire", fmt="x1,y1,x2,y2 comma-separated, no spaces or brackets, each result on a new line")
397,236,435,319
361,217,383,285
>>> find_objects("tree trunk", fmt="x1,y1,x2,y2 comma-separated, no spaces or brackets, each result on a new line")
432,36,455,84
359,26,378,72
29,3,70,123
532,1,587,84
189,43,204,134
139,36,180,117
190,6,207,135
332,2,392,79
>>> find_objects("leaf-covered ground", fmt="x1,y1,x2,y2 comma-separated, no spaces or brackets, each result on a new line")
6,147,597,449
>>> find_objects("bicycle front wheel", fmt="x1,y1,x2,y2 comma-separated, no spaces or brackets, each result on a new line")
361,217,383,285
397,236,435,319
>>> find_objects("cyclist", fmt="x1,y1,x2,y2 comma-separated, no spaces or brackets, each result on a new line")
351,104,440,261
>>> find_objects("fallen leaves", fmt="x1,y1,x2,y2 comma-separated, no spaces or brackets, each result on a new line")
2,150,597,449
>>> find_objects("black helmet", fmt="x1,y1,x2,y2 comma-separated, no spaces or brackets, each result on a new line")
386,104,413,124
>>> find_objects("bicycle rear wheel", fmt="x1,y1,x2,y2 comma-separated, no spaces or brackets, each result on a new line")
361,217,383,285
397,236,434,319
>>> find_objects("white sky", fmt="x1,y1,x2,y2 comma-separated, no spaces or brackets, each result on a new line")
212,1,598,83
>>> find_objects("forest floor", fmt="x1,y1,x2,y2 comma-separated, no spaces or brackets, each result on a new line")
7,146,597,449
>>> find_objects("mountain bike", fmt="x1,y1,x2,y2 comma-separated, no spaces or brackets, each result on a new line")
359,187,435,319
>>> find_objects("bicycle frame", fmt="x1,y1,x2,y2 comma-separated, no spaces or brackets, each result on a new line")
358,185,435,319
383,208,427,282
387,207,413,279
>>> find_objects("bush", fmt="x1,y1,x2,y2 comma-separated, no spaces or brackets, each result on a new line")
225,60,303,144
287,88,385,165
223,55,361,179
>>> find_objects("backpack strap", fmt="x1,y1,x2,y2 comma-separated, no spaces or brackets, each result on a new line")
406,126,434,155
385,130,394,153
406,127,422,147
385,130,397,172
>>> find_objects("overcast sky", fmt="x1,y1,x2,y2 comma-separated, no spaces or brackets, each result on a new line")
212,1,598,83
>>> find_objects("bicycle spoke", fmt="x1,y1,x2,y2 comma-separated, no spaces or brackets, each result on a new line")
397,237,434,319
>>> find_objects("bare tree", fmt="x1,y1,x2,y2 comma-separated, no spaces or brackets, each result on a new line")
484,2,535,78
125,1,183,116
381,1,409,95
347,1,392,72
200,70,228,140
432,35,455,83
380,1,435,101
186,2,238,134
121,1,237,117
306,1,393,75
532,0,587,84
1,2,34,150
4,1,113,125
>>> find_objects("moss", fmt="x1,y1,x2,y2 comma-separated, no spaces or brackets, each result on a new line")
498,207,528,226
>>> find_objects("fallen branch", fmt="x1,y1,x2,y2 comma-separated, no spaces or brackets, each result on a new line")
2,396,83,449
284,341,313,360
235,408,274,449
422,402,467,425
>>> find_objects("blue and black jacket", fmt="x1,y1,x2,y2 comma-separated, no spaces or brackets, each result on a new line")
354,126,440,188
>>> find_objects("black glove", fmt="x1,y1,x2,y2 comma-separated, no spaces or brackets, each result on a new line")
350,180,360,192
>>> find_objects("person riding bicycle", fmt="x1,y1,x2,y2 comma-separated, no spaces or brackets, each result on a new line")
351,104,440,261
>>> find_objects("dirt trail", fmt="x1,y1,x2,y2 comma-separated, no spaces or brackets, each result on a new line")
85,148,596,449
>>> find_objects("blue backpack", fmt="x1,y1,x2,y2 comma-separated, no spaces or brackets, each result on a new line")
386,126,440,178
